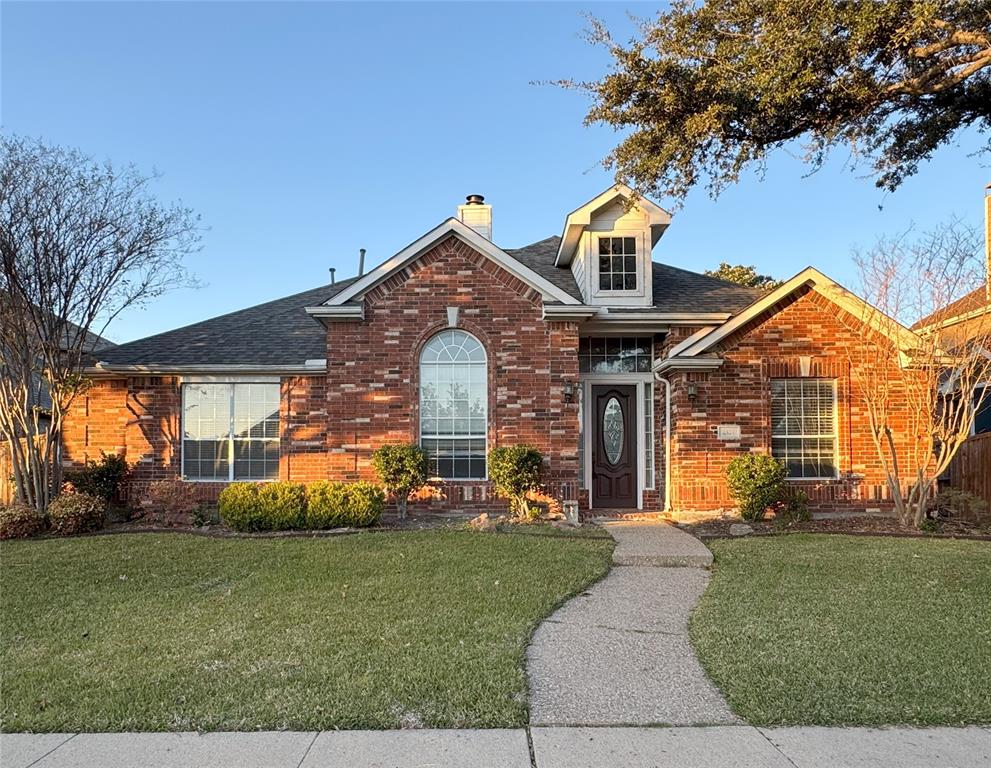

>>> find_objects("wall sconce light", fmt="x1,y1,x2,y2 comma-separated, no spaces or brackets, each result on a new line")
687,382,698,400
563,381,575,403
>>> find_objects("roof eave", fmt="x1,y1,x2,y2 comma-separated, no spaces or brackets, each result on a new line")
554,184,672,266
87,362,328,376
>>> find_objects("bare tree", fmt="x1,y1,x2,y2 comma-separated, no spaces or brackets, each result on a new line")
852,220,991,528
0,136,199,511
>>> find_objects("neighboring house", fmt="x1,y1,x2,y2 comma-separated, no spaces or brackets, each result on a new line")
913,286,991,436
912,188,991,437
64,185,923,516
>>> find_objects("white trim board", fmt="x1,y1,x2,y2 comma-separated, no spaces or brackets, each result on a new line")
580,373,655,511
325,218,581,307
673,267,921,358
555,184,672,267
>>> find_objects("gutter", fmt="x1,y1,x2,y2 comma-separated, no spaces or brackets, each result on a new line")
86,362,328,376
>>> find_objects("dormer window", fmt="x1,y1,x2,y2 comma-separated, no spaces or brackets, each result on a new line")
598,236,638,291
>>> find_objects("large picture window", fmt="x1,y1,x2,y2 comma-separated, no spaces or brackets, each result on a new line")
770,379,837,479
419,330,487,480
182,382,280,481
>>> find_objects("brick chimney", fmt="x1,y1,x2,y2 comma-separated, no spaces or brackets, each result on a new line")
457,194,492,242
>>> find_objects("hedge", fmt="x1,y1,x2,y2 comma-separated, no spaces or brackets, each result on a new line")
220,480,385,532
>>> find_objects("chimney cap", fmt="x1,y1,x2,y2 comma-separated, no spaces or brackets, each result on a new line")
465,194,486,206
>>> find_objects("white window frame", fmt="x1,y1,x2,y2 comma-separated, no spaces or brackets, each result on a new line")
591,231,646,299
418,330,488,481
643,381,655,490
770,378,839,480
180,377,281,483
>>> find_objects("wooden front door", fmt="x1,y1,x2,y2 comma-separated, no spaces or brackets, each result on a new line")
592,385,637,508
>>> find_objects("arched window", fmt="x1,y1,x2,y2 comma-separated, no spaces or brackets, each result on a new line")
419,330,487,479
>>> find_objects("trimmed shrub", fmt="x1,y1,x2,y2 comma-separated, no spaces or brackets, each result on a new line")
218,483,263,532
306,481,384,528
371,444,428,518
257,482,306,530
0,503,45,540
775,486,811,524
488,445,544,520
47,492,105,535
726,453,787,522
928,488,989,524
141,480,203,527
65,452,130,503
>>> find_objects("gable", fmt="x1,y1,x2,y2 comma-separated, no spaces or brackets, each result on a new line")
325,218,581,307
362,235,547,309
673,267,920,358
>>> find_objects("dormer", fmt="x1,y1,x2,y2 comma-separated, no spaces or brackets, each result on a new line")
555,185,671,307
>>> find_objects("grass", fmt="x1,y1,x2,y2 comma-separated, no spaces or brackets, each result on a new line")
0,530,612,732
691,534,991,726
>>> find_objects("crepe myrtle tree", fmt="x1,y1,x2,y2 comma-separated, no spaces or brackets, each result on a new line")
564,0,991,203
0,135,199,511
850,219,991,529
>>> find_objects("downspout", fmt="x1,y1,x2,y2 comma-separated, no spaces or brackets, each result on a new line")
653,371,672,513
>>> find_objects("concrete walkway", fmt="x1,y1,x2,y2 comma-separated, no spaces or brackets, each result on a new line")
527,520,734,725
601,519,713,567
3,727,989,768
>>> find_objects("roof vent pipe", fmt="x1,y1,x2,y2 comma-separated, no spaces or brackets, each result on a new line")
329,267,336,285
359,248,366,277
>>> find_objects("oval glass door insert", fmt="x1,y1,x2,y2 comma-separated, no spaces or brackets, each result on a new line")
602,397,624,465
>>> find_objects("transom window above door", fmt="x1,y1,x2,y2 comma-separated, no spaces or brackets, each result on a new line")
579,337,653,373
597,236,638,291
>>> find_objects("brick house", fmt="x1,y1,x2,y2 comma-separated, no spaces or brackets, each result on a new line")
65,186,922,517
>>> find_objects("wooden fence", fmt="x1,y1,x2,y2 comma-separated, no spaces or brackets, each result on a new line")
949,432,991,507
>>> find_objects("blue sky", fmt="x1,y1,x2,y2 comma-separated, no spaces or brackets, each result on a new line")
2,1,987,343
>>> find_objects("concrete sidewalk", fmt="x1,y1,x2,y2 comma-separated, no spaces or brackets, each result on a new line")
3,726,989,768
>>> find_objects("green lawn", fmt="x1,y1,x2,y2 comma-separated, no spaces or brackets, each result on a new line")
0,530,612,732
691,534,991,726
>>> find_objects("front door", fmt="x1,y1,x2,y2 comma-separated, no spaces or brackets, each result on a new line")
591,385,637,508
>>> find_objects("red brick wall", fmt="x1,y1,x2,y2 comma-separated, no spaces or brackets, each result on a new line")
62,375,329,505
324,234,581,513
660,287,920,514
63,237,582,514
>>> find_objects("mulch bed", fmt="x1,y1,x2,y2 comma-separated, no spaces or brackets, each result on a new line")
677,515,991,541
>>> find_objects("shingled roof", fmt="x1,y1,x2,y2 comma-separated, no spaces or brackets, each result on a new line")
96,235,761,369
508,235,761,313
912,286,990,330
504,236,584,301
97,280,356,368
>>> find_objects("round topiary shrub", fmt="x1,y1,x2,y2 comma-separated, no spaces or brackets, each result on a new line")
488,445,544,520
0,503,46,540
371,444,428,519
726,453,787,521
218,483,263,532
47,492,105,536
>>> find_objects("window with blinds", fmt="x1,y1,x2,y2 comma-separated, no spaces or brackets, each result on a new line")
770,379,838,479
